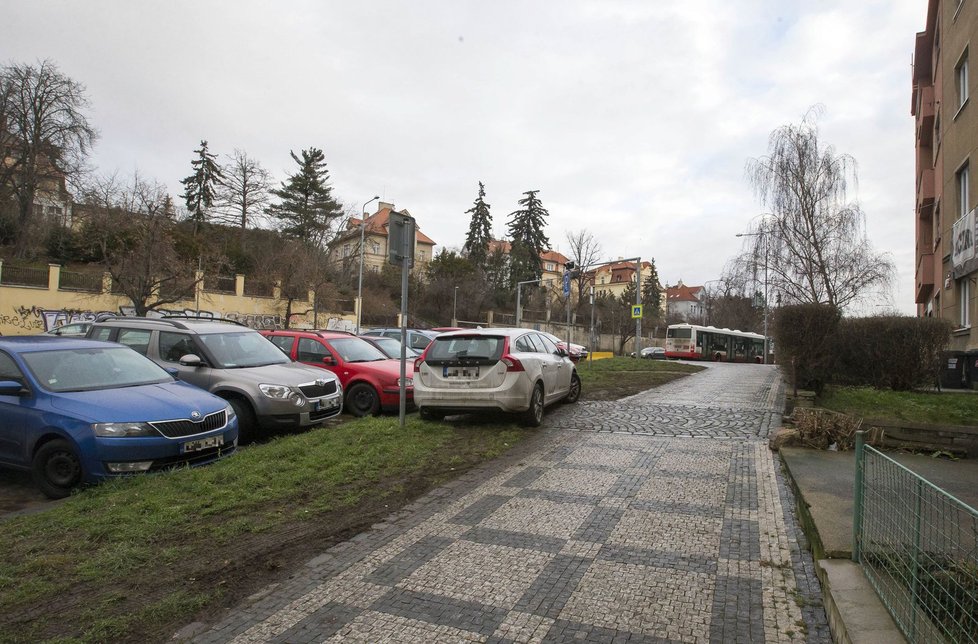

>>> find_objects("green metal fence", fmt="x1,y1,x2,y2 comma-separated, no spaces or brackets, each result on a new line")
853,431,978,643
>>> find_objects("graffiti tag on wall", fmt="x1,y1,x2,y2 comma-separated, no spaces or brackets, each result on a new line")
3,305,355,334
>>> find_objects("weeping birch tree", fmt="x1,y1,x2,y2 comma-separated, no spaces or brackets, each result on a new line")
731,107,893,311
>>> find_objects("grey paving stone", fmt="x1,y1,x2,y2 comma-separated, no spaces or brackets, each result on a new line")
462,525,567,554
503,465,547,488
719,517,762,561
364,535,454,586
370,587,509,636
708,575,766,643
448,493,511,525
514,554,592,618
269,601,359,643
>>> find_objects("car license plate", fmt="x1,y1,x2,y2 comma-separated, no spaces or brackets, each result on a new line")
314,398,338,411
182,435,224,453
444,366,479,378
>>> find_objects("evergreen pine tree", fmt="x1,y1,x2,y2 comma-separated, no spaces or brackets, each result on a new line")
642,259,663,316
462,181,493,267
267,147,343,245
180,140,225,235
506,190,551,287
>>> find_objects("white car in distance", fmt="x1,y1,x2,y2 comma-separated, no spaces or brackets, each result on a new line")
413,328,581,426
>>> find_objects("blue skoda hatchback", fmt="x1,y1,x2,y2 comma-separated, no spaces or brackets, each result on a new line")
0,336,238,498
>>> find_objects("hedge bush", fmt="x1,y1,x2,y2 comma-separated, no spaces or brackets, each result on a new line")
773,303,840,394
835,316,951,391
774,305,952,392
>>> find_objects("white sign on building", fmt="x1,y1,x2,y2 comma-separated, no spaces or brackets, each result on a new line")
952,207,978,277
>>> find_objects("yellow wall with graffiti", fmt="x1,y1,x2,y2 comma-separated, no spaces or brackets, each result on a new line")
0,264,356,335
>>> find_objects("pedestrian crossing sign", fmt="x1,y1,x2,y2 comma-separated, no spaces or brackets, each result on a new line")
631,305,643,319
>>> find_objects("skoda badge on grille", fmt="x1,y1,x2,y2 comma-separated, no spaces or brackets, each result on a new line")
316,378,327,387
191,410,201,419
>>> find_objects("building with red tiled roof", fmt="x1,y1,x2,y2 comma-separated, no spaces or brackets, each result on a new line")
665,280,705,321
329,202,437,274
487,240,569,286
586,260,655,300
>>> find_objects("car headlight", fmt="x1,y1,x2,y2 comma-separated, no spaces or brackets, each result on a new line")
225,404,237,424
259,384,295,400
397,377,413,387
92,422,158,437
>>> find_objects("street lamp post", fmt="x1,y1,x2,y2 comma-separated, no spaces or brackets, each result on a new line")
736,231,769,364
452,286,459,326
356,195,380,335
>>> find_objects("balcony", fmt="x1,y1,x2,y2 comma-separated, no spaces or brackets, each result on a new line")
916,167,935,214
915,252,935,304
916,84,935,145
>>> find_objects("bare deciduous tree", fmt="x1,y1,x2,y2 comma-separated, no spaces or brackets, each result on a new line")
79,172,208,316
565,229,602,313
0,60,98,257
216,148,273,232
735,107,893,311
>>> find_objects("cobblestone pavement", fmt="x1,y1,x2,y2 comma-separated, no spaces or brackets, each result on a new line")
187,363,829,643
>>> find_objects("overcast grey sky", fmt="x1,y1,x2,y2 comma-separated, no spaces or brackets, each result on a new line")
6,1,924,313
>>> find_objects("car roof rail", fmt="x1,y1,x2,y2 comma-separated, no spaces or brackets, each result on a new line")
95,316,188,330
161,315,249,328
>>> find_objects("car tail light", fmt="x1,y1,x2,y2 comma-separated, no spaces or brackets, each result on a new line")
414,345,431,371
500,355,525,371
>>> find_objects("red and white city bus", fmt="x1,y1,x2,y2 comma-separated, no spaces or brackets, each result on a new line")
664,323,767,363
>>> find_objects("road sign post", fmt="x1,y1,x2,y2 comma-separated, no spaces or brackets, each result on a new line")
388,211,416,428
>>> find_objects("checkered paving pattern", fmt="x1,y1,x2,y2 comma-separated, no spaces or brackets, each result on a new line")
188,364,828,643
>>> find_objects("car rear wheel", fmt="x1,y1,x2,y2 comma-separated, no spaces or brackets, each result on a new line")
419,407,445,421
229,398,258,443
563,372,581,404
32,439,82,499
521,383,545,427
346,383,380,417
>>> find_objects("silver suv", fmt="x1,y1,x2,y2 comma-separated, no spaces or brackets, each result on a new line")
86,317,343,440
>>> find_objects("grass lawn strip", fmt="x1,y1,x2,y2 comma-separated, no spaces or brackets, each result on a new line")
819,386,978,427
0,356,699,643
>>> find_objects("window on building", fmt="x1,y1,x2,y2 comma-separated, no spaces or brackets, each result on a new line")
960,278,971,328
342,244,351,258
956,48,969,109
958,162,970,217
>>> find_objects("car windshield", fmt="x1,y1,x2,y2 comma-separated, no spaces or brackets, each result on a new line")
366,336,417,359
197,331,291,368
329,337,387,363
427,335,504,361
22,346,172,393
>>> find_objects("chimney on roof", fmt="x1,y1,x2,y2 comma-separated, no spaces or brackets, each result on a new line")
378,201,394,211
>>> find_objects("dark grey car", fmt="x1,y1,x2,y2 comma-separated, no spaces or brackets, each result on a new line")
87,317,343,440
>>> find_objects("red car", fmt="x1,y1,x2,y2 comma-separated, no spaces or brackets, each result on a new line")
261,329,413,417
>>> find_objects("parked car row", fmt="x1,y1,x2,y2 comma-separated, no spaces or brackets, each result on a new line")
0,318,347,499
1,320,584,498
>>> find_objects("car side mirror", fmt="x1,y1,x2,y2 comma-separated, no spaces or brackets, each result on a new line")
179,354,203,367
0,380,26,395
322,355,336,365
557,348,568,357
